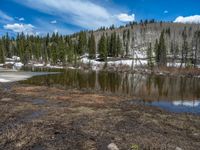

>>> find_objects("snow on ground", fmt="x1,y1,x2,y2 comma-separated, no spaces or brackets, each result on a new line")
33,63,45,67
67,67,76,70
0,78,11,82
27,63,64,69
80,57,148,70
107,59,147,67
3,56,24,70
46,64,63,69
0,71,35,83
5,56,20,62
0,69,59,83
167,62,200,69
81,57,102,65
13,62,24,69
12,56,20,61
5,61,15,65
81,58,104,70
167,62,185,68
134,50,147,59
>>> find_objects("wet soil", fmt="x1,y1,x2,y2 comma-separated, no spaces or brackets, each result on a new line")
0,83,200,150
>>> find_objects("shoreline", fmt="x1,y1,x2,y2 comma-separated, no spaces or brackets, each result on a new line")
0,67,60,83
1,63,200,84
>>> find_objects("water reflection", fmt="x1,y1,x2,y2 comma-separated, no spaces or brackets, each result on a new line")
173,100,200,107
20,67,200,114
21,68,200,101
145,100,200,114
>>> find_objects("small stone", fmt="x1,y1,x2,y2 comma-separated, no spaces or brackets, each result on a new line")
193,133,199,136
1,98,13,102
175,147,182,150
107,143,119,150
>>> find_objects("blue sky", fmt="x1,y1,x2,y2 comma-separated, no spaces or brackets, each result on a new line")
0,0,200,36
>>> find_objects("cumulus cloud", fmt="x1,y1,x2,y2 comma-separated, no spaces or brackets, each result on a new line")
50,20,57,24
3,23,35,35
13,0,122,29
117,13,135,22
174,15,200,24
0,10,14,23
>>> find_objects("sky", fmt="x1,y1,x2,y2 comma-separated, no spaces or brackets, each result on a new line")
0,0,200,36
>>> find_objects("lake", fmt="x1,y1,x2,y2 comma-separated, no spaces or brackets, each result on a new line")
20,67,200,114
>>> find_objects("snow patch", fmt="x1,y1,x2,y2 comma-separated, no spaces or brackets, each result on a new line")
46,64,63,69
80,56,147,70
0,78,11,82
33,63,45,67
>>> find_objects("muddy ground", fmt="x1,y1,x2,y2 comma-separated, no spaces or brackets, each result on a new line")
0,83,200,150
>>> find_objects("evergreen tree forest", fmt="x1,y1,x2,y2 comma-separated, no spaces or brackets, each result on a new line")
0,21,200,68
0,30,123,65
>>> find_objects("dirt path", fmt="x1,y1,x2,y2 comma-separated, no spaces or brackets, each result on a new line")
0,83,200,150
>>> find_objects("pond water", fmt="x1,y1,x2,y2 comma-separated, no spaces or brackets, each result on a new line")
20,67,200,114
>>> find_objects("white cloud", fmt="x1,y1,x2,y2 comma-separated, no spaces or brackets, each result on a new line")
164,10,168,14
19,17,25,21
13,0,123,29
0,10,14,23
3,23,35,35
50,20,57,24
174,15,200,24
117,13,135,22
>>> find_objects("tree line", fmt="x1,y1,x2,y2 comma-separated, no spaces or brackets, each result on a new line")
0,21,200,68
146,27,200,68
0,30,123,65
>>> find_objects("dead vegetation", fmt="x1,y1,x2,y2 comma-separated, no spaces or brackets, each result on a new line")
0,83,200,150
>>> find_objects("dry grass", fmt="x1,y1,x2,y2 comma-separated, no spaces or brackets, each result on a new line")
0,84,200,150
152,66,200,77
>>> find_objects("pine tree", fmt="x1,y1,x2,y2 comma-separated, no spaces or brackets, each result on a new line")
106,36,111,56
66,38,74,63
18,32,26,64
116,35,122,57
112,32,117,57
58,40,66,65
108,32,117,57
77,31,87,55
88,32,96,59
154,39,159,65
159,31,167,66
0,40,5,63
5,33,10,57
147,43,153,67
193,30,200,67
125,42,129,57
155,31,167,66
51,42,58,65
181,27,190,67
98,34,107,60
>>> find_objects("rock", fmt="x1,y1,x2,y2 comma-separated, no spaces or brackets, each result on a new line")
1,98,13,102
175,147,182,150
107,143,119,150
193,133,199,136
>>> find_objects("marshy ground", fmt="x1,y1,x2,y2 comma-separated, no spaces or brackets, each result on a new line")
0,83,200,150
